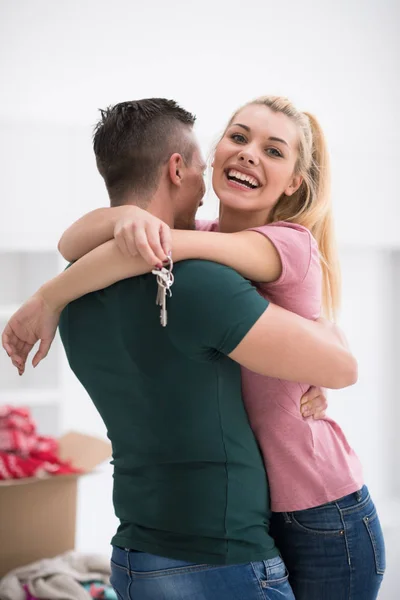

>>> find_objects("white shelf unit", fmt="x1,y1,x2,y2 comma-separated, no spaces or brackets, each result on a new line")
0,250,61,418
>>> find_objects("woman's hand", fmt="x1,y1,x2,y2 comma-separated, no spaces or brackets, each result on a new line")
114,208,172,266
1,293,61,374
301,386,328,420
58,205,172,264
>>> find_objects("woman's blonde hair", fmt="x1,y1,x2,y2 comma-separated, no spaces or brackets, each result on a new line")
227,96,341,320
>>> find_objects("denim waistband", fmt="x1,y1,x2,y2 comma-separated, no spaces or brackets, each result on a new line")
112,546,206,571
112,546,284,571
295,485,368,513
335,485,369,510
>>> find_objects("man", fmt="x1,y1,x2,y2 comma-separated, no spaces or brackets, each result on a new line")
2,99,356,600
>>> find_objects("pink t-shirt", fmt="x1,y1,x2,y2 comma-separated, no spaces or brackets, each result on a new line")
196,219,363,512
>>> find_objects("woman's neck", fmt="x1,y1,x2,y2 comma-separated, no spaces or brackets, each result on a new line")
218,205,271,233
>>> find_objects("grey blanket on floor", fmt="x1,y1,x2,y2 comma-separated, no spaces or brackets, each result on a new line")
0,551,111,600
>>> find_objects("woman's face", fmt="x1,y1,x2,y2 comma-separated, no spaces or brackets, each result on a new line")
212,104,302,216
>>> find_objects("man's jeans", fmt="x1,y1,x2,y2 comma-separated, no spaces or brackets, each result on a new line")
110,546,295,599
270,485,385,600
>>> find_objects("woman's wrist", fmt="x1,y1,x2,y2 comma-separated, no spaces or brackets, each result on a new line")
113,204,147,225
39,239,145,314
112,204,135,222
38,279,69,314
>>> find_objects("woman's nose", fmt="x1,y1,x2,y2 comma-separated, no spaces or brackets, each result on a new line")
238,150,259,166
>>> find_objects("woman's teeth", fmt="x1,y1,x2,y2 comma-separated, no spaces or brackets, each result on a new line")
227,169,260,189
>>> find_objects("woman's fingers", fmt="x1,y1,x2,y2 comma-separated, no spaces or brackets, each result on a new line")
159,223,172,258
32,338,52,368
114,213,171,266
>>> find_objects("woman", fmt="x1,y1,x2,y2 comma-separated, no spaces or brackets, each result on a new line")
3,96,385,599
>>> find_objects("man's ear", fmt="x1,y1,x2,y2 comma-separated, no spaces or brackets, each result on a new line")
284,174,303,197
168,153,185,186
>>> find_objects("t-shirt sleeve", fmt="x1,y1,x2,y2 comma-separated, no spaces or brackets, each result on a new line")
167,260,269,360
248,222,314,288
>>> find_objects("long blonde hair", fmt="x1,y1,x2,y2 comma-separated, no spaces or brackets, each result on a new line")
227,96,341,320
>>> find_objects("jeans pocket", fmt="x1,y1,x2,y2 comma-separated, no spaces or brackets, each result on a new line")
363,509,386,575
290,508,344,536
253,556,290,589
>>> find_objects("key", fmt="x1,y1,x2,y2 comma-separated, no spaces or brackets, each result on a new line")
159,271,173,327
160,286,167,327
156,279,163,307
152,257,174,327
153,266,167,306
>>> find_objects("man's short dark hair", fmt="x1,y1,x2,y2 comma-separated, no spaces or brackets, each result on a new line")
93,98,196,206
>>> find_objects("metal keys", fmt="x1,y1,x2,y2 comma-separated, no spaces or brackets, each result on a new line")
152,256,174,327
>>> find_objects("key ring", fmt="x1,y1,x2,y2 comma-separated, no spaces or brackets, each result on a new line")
163,254,173,273
152,255,174,292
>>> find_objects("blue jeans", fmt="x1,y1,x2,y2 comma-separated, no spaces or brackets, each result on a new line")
270,485,385,599
110,546,295,599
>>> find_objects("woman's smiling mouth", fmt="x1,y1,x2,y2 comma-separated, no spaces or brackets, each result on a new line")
225,168,261,190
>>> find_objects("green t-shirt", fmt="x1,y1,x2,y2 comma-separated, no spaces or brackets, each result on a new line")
59,260,277,565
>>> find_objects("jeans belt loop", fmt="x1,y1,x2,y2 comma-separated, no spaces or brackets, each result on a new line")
283,511,292,524
355,488,363,502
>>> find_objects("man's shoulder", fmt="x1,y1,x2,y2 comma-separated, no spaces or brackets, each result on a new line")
170,260,256,320
173,259,244,289
174,259,239,274
168,259,268,352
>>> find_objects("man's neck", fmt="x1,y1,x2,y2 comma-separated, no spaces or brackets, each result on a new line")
146,196,175,228
122,186,175,227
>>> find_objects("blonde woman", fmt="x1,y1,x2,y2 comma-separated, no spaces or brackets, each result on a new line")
3,97,385,599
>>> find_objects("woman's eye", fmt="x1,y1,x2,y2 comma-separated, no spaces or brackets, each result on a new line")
230,133,247,144
266,147,283,158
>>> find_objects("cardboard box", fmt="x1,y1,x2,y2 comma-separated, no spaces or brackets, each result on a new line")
0,431,111,577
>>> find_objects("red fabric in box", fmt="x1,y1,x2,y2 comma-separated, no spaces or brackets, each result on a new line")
0,405,80,480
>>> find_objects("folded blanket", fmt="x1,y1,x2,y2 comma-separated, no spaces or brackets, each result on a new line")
0,551,111,600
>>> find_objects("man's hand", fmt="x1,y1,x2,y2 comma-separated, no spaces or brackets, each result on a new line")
114,206,172,266
1,293,61,374
300,386,328,420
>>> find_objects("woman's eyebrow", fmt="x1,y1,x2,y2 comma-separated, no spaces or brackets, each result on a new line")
231,124,289,147
231,123,250,132
269,136,289,147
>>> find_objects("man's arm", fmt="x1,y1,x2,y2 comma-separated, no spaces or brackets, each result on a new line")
2,256,356,390
169,261,357,391
229,305,357,389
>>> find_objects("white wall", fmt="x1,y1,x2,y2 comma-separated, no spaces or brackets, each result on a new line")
1,1,399,596
1,0,399,242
